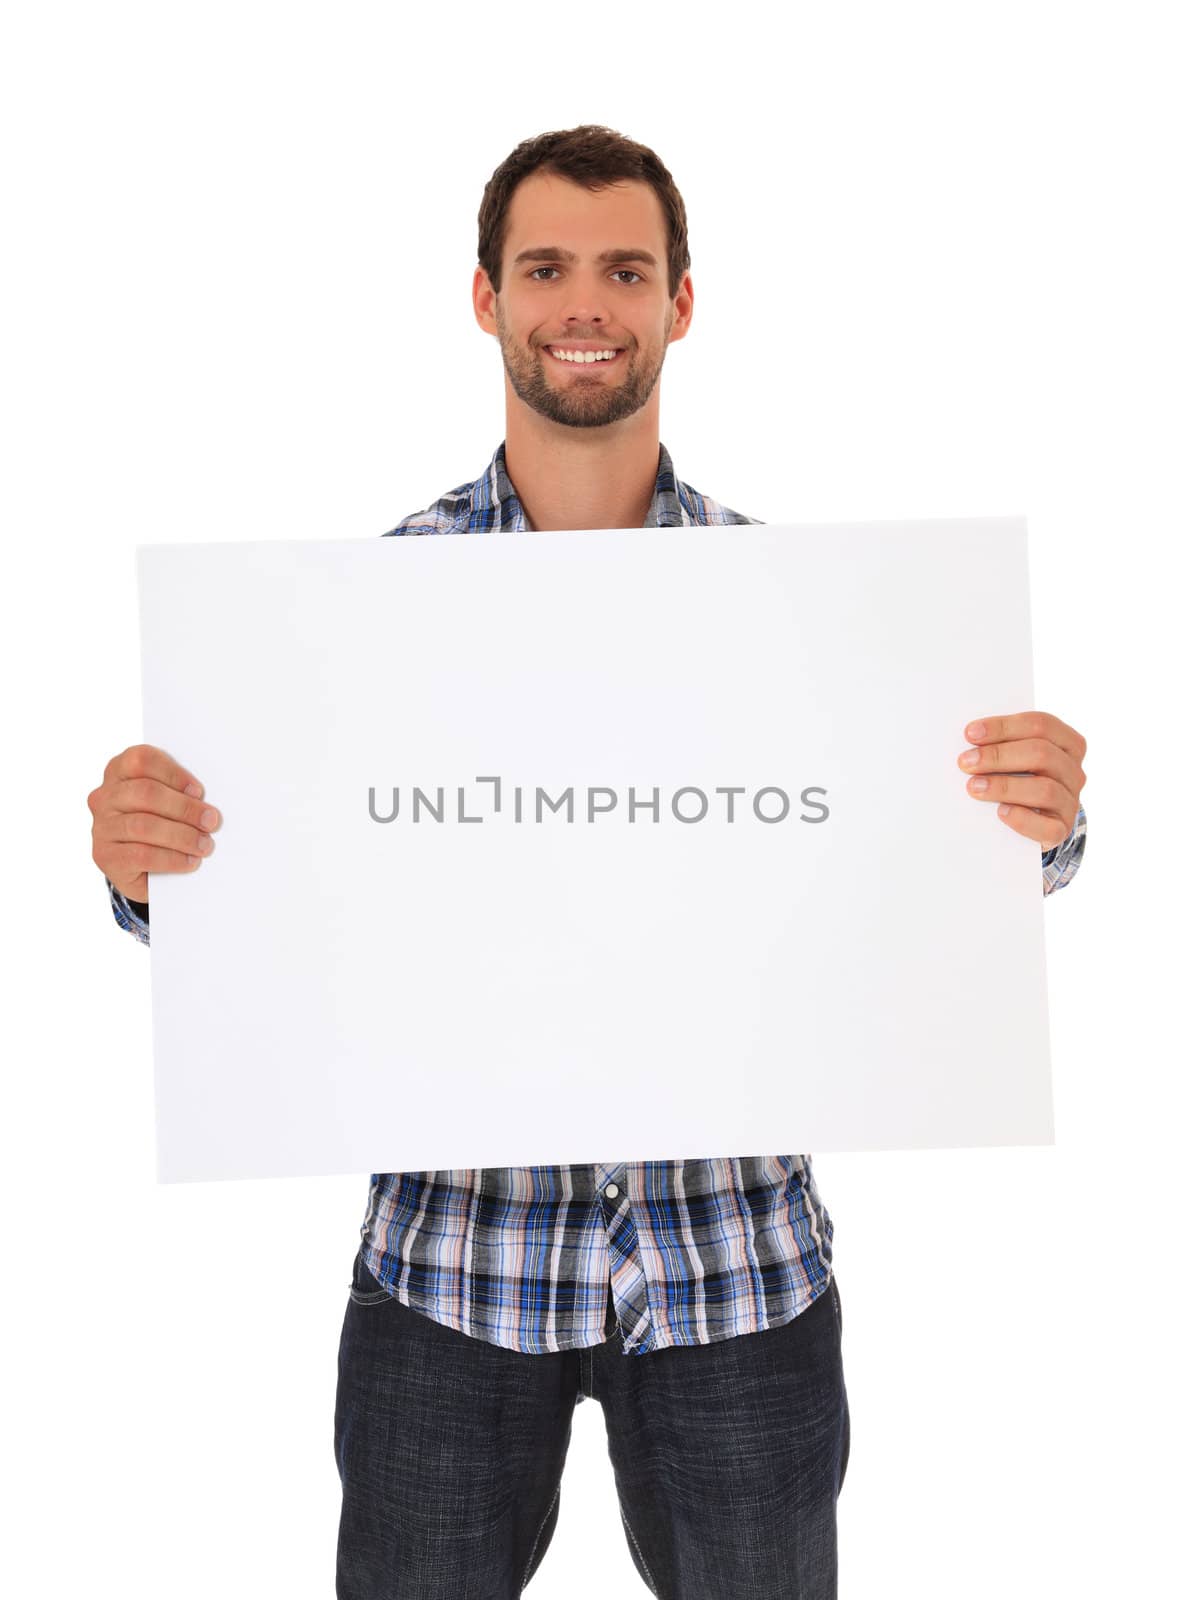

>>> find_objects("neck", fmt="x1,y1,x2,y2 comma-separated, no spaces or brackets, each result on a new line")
502,396,660,532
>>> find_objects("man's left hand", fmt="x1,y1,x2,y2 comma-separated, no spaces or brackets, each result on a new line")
957,710,1087,850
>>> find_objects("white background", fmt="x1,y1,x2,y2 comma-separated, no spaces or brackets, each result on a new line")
3,1,1184,1596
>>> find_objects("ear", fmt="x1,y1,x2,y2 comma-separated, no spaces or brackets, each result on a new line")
668,272,694,343
473,264,498,335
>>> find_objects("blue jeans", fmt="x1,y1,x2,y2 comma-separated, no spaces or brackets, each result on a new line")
334,1247,850,1598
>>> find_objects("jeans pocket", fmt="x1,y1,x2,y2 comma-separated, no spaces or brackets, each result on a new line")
831,1274,842,1337
348,1246,395,1306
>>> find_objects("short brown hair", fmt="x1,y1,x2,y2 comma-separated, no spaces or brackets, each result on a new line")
477,124,691,301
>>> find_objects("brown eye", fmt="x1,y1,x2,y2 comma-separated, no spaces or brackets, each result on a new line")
528,267,644,284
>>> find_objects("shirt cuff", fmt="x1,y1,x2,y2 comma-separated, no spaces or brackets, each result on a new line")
106,876,151,945
1042,802,1087,896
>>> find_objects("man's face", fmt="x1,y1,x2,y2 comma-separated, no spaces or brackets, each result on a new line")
475,171,692,430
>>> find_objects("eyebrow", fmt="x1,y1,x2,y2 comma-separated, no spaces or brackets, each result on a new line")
512,246,659,268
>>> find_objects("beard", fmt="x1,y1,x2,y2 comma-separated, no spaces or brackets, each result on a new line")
495,305,671,430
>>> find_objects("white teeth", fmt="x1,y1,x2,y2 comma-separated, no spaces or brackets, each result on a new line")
549,347,618,362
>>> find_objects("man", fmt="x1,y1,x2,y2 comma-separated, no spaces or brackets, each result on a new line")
90,125,1089,1598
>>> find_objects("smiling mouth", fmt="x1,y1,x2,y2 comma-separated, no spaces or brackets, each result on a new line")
543,345,626,368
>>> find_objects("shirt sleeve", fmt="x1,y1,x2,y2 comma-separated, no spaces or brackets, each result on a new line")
1041,802,1087,896
106,875,151,946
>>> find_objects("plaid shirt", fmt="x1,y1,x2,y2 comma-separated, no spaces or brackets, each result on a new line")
108,438,1087,1359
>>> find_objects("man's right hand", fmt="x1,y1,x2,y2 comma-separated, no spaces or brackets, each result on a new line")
89,744,222,905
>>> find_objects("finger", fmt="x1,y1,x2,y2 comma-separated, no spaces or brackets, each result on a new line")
994,802,1069,850
959,735,1083,796
104,839,208,883
963,711,1086,764
105,743,206,801
107,774,221,834
107,806,218,862
965,770,1076,836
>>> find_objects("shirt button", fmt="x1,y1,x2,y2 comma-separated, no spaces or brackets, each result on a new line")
604,1183,619,1200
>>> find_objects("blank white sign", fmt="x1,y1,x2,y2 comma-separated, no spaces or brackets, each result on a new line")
137,518,1052,1182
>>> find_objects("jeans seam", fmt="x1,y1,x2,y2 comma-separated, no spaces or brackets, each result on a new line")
518,1480,561,1594
619,1504,661,1596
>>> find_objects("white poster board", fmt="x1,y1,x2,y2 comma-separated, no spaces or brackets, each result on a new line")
137,518,1052,1182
